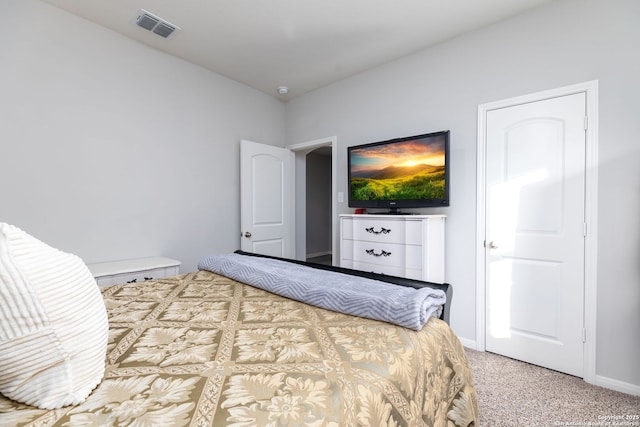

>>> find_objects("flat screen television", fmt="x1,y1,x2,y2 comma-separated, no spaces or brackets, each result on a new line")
348,130,450,213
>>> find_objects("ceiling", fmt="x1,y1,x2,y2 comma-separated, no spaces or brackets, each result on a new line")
41,0,554,101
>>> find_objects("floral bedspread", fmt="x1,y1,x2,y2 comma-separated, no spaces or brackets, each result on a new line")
1,270,478,426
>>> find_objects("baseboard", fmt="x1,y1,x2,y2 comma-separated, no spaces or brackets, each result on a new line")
306,250,331,259
458,337,477,350
594,375,640,397
460,338,639,396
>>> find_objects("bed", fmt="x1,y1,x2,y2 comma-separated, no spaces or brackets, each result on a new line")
0,249,477,426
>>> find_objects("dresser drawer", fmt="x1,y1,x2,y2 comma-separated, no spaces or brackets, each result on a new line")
342,240,423,269
343,261,421,280
93,265,179,287
351,261,405,277
345,218,423,245
88,257,181,287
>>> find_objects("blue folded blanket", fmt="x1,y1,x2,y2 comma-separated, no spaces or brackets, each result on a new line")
197,253,445,330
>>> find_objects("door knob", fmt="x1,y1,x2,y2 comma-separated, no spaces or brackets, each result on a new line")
243,232,252,238
487,241,498,249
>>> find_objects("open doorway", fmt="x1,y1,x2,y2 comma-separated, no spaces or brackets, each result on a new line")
288,137,337,265
305,147,332,265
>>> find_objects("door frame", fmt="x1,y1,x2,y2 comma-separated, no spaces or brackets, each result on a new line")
475,81,599,384
287,136,338,264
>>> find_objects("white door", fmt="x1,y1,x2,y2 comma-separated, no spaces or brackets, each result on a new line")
485,93,586,377
240,140,294,258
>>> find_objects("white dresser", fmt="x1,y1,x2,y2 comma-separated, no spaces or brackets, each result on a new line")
340,214,445,282
87,257,181,287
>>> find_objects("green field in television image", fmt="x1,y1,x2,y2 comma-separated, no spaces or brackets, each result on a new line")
351,164,446,201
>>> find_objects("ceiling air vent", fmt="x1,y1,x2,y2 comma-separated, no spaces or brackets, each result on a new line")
135,10,179,38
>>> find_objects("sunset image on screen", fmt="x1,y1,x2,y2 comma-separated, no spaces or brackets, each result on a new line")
350,136,446,201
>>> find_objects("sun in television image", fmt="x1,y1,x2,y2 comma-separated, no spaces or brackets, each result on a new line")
349,134,447,202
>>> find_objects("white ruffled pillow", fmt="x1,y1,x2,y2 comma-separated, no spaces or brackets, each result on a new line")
0,223,108,409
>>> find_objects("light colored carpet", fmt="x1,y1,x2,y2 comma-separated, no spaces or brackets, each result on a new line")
464,348,640,426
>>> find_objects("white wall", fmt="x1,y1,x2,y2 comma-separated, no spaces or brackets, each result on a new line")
285,0,640,390
0,0,286,272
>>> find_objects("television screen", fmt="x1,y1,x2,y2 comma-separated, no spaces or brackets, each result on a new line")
348,130,449,212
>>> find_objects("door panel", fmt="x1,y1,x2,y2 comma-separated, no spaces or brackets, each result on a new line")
240,140,293,258
485,93,586,377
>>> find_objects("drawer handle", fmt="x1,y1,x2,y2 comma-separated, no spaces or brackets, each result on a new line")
366,249,392,257
365,227,391,235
